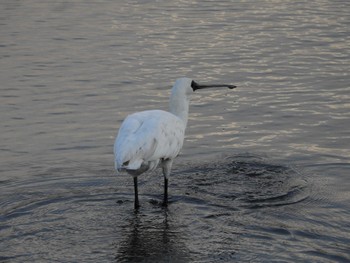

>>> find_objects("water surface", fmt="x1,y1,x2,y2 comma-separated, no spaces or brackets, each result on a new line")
1,1,349,262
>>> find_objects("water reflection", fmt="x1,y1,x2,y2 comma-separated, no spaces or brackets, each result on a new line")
1,0,349,262
116,209,189,262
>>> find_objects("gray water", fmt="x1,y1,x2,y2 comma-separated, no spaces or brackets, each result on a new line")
1,0,349,262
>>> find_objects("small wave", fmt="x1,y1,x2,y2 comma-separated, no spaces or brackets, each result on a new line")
174,154,309,210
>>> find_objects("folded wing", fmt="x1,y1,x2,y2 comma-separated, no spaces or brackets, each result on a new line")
114,110,185,172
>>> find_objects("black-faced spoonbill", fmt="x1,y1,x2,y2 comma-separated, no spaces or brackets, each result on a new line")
114,77,236,209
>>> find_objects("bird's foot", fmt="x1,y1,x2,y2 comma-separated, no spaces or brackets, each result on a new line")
162,198,168,207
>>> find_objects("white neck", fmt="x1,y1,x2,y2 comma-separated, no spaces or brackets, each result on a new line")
169,88,190,126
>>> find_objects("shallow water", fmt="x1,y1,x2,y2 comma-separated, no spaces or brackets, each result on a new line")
1,0,350,262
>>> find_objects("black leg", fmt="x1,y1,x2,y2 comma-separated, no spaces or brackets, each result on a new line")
133,177,140,209
161,159,172,207
163,177,168,207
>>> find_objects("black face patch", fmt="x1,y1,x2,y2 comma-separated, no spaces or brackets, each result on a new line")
191,80,200,91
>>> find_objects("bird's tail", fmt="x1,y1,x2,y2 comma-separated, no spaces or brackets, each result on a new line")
115,158,143,173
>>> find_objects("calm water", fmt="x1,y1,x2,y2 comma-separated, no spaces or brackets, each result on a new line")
1,1,350,262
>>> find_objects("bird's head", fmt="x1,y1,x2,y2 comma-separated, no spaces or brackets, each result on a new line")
172,78,194,97
170,77,236,124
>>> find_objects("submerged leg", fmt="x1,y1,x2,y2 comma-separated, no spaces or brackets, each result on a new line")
133,176,140,209
162,159,173,207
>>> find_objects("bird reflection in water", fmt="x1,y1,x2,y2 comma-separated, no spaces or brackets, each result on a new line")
115,209,190,262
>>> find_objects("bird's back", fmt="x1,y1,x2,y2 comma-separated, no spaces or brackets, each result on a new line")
114,110,185,172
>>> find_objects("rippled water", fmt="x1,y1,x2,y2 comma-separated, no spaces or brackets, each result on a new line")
1,1,349,262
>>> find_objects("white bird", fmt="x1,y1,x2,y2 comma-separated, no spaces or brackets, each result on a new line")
114,77,236,209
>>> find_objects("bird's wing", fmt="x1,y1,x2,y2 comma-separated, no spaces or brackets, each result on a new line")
114,110,185,171
152,112,185,159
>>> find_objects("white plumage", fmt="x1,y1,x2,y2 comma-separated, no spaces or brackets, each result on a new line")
115,110,185,173
114,77,236,209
